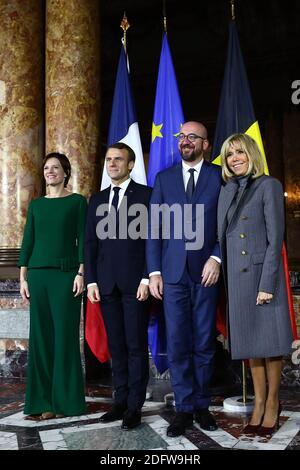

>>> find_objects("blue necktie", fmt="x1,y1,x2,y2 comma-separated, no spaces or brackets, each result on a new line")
186,168,195,202
111,186,121,213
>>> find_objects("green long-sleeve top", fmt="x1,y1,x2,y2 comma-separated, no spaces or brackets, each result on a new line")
19,193,87,270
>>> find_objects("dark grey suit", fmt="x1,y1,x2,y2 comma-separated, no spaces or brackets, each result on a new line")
217,175,293,359
85,180,152,410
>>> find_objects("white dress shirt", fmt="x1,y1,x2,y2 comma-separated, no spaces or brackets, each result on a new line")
182,159,204,189
149,159,221,278
108,178,131,210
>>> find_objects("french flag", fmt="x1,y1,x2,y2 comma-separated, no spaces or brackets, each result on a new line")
86,44,146,363
101,45,146,189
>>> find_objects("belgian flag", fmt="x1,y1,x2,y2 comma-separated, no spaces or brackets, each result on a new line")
212,20,297,339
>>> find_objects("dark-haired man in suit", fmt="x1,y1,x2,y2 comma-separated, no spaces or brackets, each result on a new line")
85,142,151,430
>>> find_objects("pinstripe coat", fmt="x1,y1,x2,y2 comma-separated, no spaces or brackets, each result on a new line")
217,174,293,359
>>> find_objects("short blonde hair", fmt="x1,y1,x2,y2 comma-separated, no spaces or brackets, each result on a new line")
220,133,265,182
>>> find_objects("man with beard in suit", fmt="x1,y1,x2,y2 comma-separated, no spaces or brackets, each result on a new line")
147,122,222,437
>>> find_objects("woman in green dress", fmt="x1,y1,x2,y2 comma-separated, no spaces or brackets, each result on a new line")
19,153,87,420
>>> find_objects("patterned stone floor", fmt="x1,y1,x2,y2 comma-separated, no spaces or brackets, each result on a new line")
0,378,300,456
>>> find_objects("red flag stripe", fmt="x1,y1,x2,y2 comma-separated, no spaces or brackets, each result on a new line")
85,299,111,363
282,244,298,340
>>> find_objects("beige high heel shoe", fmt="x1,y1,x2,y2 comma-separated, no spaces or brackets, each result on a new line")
40,411,55,420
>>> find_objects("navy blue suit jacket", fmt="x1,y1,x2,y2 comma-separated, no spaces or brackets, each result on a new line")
85,179,152,295
147,160,222,283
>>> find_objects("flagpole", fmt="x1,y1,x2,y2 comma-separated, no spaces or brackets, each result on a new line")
242,361,248,404
147,6,184,378
230,0,235,20
120,11,130,53
101,13,146,189
163,0,167,32
161,0,171,399
210,1,254,414
231,0,250,410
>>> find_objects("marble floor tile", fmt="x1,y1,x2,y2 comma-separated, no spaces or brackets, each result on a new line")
0,379,299,451
194,408,300,450
0,431,18,450
39,415,198,451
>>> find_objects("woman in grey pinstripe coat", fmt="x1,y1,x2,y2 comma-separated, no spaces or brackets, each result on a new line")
217,134,293,435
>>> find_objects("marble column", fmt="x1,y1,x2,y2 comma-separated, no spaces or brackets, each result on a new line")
46,0,101,197
0,1,44,255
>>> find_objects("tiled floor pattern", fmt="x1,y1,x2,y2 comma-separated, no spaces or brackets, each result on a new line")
0,380,300,450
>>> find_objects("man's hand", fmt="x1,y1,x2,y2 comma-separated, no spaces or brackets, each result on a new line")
149,274,163,300
201,258,220,287
136,283,149,301
256,291,273,305
87,285,101,303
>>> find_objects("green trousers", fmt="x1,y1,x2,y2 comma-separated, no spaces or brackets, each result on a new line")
25,268,86,416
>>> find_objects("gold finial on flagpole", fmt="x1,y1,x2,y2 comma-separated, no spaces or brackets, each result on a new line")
163,0,167,33
230,0,235,20
120,11,130,52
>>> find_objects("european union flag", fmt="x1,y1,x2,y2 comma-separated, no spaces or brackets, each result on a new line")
147,33,184,187
147,33,184,375
101,45,146,189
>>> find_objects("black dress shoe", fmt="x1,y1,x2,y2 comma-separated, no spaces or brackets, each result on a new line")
99,404,127,423
194,409,218,431
121,409,141,430
166,412,193,437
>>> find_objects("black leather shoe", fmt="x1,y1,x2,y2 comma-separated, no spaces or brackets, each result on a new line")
99,404,127,423
167,412,193,437
121,409,141,430
194,409,218,431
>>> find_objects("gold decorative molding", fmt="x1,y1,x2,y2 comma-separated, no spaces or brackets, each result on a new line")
0,248,20,267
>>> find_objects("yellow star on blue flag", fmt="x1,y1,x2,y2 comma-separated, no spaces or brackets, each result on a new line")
147,33,184,189
147,33,185,375
151,122,163,143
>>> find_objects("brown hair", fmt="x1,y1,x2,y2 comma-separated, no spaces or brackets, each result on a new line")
107,142,136,163
42,153,71,187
